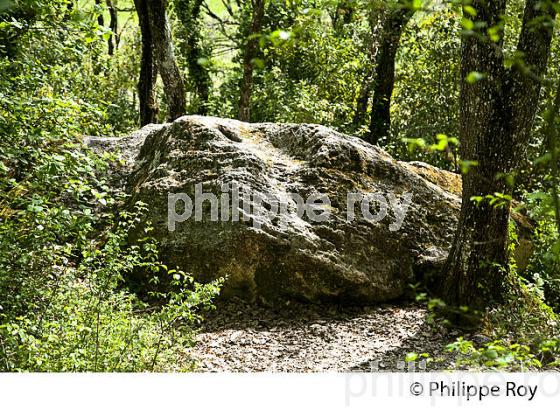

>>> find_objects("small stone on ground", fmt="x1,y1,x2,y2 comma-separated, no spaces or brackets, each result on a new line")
189,298,455,372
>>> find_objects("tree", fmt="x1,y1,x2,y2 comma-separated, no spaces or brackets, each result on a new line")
134,0,158,125
366,0,414,144
440,0,558,312
238,0,266,122
352,1,415,142
147,0,187,121
94,0,118,55
134,0,186,125
353,6,382,128
174,0,212,114
95,0,104,27
107,0,118,55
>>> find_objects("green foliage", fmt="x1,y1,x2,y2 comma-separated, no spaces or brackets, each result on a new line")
205,0,366,126
446,338,549,370
0,204,222,371
412,220,560,370
524,194,560,311
253,5,363,126
416,278,560,370
3,0,560,373
0,0,221,372
388,7,461,169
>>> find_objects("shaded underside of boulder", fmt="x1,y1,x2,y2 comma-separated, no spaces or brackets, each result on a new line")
89,116,462,305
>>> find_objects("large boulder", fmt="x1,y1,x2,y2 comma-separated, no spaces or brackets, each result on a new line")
88,116,462,304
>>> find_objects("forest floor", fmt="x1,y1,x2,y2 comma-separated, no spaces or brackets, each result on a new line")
189,298,461,372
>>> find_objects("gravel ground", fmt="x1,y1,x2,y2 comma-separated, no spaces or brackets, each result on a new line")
189,298,459,372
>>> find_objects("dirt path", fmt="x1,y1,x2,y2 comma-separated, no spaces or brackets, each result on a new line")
189,299,458,372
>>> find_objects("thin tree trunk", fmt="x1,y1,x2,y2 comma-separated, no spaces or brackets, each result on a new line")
354,73,374,127
441,0,557,313
238,0,265,122
95,0,105,27
186,0,211,114
367,2,414,145
544,81,560,234
353,9,382,128
175,0,212,114
134,0,158,126
147,0,186,121
107,0,118,55
92,0,105,73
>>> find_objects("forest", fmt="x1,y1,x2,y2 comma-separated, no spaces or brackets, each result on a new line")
1,0,560,372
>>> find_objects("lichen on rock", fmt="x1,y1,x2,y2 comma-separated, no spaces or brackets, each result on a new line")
90,116,463,305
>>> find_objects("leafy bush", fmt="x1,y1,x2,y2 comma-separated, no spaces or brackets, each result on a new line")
0,118,223,371
0,202,221,372
0,1,221,372
445,338,555,371
524,192,560,311
388,8,461,170
413,223,560,370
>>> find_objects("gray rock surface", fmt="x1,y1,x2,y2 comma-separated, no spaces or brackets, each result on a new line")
89,116,462,304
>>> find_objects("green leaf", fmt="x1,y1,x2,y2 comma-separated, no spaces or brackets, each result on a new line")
466,71,487,84
464,5,477,16
252,58,265,69
461,17,474,31
460,160,478,174
406,352,418,362
487,26,501,42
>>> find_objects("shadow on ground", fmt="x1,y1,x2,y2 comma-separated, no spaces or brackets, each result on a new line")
189,298,459,372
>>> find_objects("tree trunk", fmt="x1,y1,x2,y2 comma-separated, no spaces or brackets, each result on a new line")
353,9,381,128
134,0,158,126
441,0,557,313
107,0,118,55
175,0,212,115
366,2,414,145
95,0,105,27
238,0,265,122
147,0,186,121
